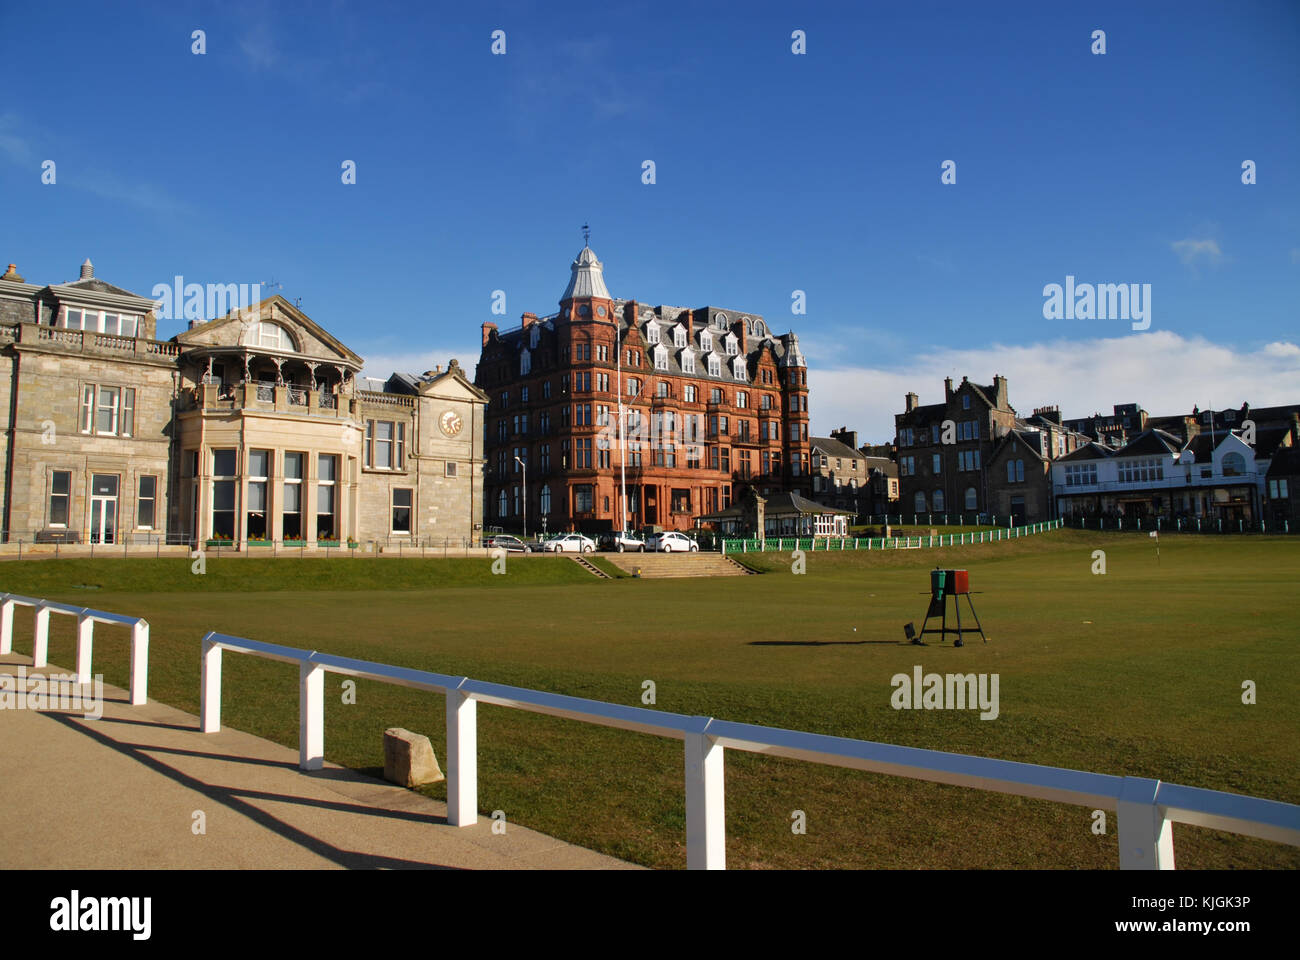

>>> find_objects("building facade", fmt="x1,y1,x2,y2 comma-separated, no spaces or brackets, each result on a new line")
476,245,812,535
0,259,486,547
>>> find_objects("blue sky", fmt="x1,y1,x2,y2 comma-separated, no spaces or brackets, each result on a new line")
2,0,1297,441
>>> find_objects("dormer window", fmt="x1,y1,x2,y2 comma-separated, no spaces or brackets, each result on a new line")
724,333,738,356
63,307,139,337
653,343,668,370
732,356,747,380
646,322,660,344
707,354,721,377
714,313,728,330
681,351,695,374
700,331,712,352
673,325,686,348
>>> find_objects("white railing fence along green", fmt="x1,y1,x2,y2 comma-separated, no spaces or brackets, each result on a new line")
199,630,1300,871
722,519,1064,554
0,593,150,704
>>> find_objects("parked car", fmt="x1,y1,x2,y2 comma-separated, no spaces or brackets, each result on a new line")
645,531,700,553
485,534,528,552
598,530,646,553
541,533,596,554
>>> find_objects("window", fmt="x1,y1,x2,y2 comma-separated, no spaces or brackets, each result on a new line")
540,484,552,514
316,454,338,540
64,307,139,337
365,420,406,470
543,380,551,399
933,489,945,512
708,355,721,377
685,384,697,402
628,378,640,397
965,487,977,510
901,456,915,476
574,485,594,513
597,373,609,392
597,344,608,361
81,384,135,437
932,424,942,443
700,331,712,352
282,452,303,538
540,444,551,473
576,437,592,468
520,349,531,376
49,471,71,526
932,454,941,474
674,326,686,348
681,351,695,374
1222,452,1245,477
736,391,748,409
1267,478,1288,498
958,450,981,471
656,380,670,398
576,371,590,391
725,335,738,356
392,488,412,534
761,394,773,411
246,449,270,539
212,449,237,541
914,491,926,512
710,388,723,404
672,489,691,513
498,489,508,517
646,323,659,344
962,394,970,410
1117,458,1165,483
733,357,747,380
445,461,458,478
899,428,913,446
1064,462,1099,486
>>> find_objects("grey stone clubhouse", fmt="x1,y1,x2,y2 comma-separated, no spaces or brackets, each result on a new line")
0,259,487,548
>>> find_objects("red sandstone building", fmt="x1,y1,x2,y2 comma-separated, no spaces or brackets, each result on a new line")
476,245,811,535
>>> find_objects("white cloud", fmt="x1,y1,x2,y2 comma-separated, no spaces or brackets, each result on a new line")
359,345,479,383
810,331,1300,445
1171,238,1223,265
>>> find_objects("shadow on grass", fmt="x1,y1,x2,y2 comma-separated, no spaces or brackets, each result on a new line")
747,640,899,646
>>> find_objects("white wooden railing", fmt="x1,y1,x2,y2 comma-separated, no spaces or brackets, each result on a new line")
198,631,1300,870
0,593,150,705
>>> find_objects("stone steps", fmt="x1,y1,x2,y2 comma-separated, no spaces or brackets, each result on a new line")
604,553,755,578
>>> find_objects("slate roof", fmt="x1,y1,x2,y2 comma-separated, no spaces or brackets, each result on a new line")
1057,441,1116,463
1267,445,1300,478
1114,429,1182,458
697,491,853,522
811,436,866,461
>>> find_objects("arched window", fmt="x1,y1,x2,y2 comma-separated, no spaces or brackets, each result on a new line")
245,321,295,351
520,348,531,376
1222,452,1245,476
965,487,978,510
1016,460,1025,482
540,484,551,514
497,489,507,517
914,491,926,512
933,489,945,512
1007,460,1017,483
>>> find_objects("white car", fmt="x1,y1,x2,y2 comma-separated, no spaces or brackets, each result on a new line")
646,531,699,553
542,533,596,554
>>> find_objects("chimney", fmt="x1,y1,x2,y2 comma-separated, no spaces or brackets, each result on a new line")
831,426,858,449
1,264,24,283
521,312,538,328
993,374,1008,408
481,321,498,346
80,258,94,280
944,377,953,401
905,392,919,413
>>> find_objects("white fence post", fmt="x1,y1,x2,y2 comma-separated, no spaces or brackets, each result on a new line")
299,660,325,771
130,620,149,705
33,603,50,668
1117,777,1175,869
75,614,94,685
446,688,478,827
0,596,13,655
200,638,223,733
685,729,726,870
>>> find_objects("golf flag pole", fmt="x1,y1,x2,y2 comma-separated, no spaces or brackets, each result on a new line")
1150,529,1159,564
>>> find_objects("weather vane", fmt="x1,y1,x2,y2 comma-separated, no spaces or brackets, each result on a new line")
582,223,590,246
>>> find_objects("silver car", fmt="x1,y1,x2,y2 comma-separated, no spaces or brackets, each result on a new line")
542,533,596,554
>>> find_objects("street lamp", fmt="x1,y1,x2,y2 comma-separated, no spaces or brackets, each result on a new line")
515,455,527,540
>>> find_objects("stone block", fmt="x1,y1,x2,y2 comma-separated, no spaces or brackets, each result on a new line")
383,727,444,787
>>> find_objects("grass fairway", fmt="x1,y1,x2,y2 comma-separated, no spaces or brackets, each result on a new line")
3,531,1297,869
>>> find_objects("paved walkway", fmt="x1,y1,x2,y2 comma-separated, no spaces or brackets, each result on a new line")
0,653,637,869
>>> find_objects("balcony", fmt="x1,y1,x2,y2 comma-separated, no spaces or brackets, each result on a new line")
181,382,356,419
11,321,181,359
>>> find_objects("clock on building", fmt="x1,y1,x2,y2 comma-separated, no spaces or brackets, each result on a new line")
439,410,463,437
